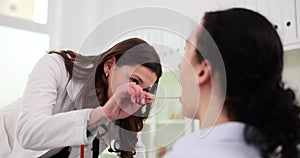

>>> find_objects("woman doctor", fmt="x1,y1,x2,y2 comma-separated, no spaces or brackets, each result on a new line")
165,8,300,158
0,38,162,158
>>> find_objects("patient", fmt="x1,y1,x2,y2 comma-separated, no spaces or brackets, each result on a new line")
165,8,300,158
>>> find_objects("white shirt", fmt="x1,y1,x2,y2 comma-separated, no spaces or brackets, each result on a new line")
0,53,145,158
164,122,261,158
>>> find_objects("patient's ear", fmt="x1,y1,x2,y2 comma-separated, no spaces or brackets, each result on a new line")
196,60,211,85
103,56,116,73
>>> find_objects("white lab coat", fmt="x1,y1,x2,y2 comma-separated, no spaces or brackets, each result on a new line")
0,54,145,158
163,122,261,158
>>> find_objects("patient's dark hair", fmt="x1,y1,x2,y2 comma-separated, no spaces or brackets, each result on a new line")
196,8,300,158
49,38,162,158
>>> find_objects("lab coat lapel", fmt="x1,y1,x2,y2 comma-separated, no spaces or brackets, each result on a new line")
66,79,84,109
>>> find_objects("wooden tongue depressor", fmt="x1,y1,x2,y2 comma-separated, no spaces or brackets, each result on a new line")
147,96,180,99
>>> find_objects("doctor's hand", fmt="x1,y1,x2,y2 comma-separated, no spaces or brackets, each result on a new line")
102,82,153,121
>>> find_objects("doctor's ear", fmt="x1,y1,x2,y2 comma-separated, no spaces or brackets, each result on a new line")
103,56,116,73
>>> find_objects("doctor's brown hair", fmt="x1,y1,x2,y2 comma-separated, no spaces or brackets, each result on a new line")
49,38,162,158
195,8,300,158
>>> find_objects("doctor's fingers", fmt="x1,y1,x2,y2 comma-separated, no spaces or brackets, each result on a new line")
128,84,141,104
129,85,152,105
128,83,146,105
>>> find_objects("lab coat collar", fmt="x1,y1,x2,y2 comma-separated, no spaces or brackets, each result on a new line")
66,79,84,101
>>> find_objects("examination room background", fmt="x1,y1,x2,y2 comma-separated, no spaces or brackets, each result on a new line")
0,0,300,158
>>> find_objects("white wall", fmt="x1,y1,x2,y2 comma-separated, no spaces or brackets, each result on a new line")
0,0,222,108
48,0,220,51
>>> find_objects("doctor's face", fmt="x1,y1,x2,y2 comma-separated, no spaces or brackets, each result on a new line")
178,40,200,118
107,65,157,99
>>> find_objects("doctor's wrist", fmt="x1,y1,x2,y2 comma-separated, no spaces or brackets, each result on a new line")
89,107,110,126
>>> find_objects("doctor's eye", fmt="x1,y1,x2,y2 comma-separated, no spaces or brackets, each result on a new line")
143,88,150,93
130,78,139,84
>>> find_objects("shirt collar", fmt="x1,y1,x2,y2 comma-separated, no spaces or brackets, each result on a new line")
198,122,245,141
